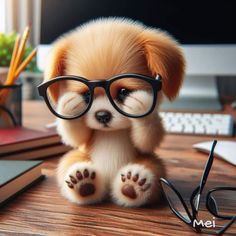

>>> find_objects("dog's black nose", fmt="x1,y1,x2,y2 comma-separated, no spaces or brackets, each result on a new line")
95,110,112,124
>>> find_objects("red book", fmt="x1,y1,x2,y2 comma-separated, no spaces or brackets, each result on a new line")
0,127,62,155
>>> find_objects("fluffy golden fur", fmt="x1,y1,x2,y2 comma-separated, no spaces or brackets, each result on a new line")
44,18,185,206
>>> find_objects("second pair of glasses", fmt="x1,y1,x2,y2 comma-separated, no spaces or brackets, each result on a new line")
38,73,162,120
160,140,236,235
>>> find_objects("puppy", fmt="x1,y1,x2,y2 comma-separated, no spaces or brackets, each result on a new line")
44,18,185,207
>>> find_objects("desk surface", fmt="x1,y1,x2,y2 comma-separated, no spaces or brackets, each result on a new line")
0,101,236,235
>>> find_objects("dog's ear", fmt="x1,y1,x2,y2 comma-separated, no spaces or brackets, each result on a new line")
140,29,185,100
44,38,69,102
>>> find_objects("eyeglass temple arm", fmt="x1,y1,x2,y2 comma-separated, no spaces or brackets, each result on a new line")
189,186,202,218
217,215,236,235
199,140,217,194
189,140,217,216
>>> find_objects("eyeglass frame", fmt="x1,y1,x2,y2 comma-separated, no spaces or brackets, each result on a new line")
206,187,236,220
37,73,162,120
160,140,236,235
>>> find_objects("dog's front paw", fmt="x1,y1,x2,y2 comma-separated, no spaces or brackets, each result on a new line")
111,164,155,207
123,90,153,116
57,92,86,117
61,162,106,205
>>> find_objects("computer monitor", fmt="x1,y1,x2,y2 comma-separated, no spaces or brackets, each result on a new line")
36,0,236,111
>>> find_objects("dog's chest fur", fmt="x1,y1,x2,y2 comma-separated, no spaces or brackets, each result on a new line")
91,130,135,180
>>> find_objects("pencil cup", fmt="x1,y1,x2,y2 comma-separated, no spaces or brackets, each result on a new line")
0,84,22,127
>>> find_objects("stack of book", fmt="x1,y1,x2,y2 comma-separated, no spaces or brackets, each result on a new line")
0,127,70,205
0,127,71,160
0,160,44,205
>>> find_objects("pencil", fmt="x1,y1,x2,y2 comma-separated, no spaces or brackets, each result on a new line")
9,26,30,84
14,48,37,79
5,34,21,85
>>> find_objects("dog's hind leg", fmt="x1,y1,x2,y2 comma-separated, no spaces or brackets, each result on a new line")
57,149,107,205
111,153,166,207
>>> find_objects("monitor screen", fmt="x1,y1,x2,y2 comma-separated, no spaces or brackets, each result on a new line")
40,0,236,44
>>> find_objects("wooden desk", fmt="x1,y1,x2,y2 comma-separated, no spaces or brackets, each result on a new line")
0,101,235,235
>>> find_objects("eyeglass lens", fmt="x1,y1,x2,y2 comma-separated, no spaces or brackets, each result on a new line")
160,181,191,223
208,189,236,218
46,79,91,118
110,77,154,116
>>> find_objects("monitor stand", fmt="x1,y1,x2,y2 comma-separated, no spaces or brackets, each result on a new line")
160,75,222,111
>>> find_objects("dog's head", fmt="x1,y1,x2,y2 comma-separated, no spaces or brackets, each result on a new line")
44,18,185,147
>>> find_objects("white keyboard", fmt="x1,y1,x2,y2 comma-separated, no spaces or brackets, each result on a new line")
160,112,234,136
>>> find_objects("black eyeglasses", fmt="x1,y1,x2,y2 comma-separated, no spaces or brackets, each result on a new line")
160,140,236,235
37,73,162,120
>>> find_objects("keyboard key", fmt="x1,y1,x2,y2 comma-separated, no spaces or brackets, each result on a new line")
206,127,217,135
184,125,194,133
170,125,183,133
194,113,202,119
218,129,231,136
184,113,192,118
195,126,205,134
202,114,213,119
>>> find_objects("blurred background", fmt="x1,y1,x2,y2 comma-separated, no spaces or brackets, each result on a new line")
0,0,235,103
